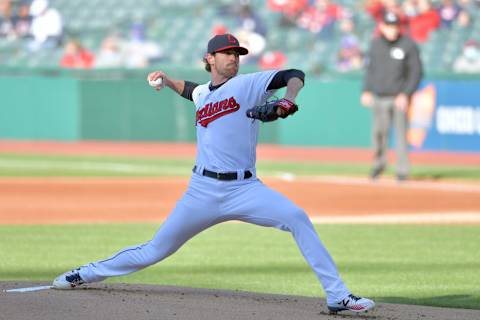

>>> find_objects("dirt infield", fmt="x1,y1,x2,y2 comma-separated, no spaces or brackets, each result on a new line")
0,176,479,224
2,282,480,320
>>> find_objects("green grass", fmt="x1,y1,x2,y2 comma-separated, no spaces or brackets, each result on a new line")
1,153,479,309
1,224,479,309
1,153,480,180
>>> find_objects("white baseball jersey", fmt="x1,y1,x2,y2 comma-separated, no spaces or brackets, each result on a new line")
192,70,278,172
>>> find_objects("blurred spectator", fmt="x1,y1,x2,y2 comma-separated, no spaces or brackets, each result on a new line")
297,0,344,38
455,0,472,27
336,19,364,72
215,2,268,64
267,0,309,27
60,39,95,69
95,34,124,68
235,29,266,64
237,3,267,36
0,0,13,38
456,10,470,27
336,35,363,72
235,3,268,63
408,0,440,43
60,40,95,69
12,1,32,39
453,39,480,73
123,22,163,68
438,0,462,28
401,0,417,17
365,0,408,35
211,23,228,36
29,0,62,50
258,51,287,70
216,2,267,36
0,0,31,40
268,0,303,12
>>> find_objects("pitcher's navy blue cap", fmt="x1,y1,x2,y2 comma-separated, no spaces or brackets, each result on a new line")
207,34,249,55
383,11,400,25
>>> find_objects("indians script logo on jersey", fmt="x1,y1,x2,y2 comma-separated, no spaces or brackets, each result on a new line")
196,97,240,127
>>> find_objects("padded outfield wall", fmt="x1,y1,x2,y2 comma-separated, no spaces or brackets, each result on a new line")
0,69,479,151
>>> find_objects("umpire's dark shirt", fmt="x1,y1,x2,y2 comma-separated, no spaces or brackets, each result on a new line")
363,35,423,97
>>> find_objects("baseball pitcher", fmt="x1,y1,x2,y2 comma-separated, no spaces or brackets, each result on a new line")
53,33,374,314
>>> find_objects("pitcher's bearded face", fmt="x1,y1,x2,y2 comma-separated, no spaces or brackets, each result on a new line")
210,50,240,78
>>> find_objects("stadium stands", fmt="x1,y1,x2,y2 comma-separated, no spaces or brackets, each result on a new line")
0,0,479,74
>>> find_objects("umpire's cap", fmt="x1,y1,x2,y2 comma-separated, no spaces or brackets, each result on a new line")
207,34,249,55
383,11,400,25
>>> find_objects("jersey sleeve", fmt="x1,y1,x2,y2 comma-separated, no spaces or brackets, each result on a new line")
267,69,305,90
245,70,279,106
181,81,199,101
192,84,206,108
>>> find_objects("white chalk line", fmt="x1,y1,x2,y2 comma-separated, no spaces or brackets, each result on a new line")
309,212,480,224
271,173,480,193
215,212,480,225
4,285,53,293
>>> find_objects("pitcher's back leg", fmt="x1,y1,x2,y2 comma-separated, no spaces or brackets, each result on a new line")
77,183,220,283
223,180,350,305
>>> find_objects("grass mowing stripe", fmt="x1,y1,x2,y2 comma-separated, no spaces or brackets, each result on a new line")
1,154,480,180
0,159,187,175
1,224,479,309
0,155,194,177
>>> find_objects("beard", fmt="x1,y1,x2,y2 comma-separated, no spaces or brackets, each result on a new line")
217,63,238,78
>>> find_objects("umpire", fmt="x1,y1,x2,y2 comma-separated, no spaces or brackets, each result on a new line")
361,12,423,181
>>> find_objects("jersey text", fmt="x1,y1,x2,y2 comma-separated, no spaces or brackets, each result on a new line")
196,97,240,127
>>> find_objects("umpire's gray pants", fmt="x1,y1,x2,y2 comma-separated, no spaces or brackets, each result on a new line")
372,96,409,176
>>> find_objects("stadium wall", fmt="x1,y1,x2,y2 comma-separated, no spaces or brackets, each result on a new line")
279,78,371,147
0,71,479,151
0,76,79,140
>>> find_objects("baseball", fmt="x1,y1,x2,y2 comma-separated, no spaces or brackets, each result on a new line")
148,77,163,87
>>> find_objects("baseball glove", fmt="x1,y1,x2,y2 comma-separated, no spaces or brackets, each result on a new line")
246,98,298,122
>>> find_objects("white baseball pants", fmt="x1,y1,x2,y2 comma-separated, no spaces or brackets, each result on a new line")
78,173,351,303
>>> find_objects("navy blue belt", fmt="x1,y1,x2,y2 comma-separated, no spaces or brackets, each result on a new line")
193,166,252,181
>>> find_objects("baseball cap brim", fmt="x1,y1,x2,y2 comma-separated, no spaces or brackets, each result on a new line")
383,12,400,25
212,45,249,55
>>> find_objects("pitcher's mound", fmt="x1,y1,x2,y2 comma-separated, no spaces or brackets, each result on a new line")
1,282,478,320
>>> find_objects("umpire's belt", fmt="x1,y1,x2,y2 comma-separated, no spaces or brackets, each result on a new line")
193,166,252,181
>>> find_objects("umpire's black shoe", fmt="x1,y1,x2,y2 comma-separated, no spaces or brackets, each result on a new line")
396,174,408,182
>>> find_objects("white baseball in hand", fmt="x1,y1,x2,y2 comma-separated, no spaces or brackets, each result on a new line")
148,77,163,88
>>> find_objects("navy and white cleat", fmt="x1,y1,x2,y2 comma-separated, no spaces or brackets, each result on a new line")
52,268,85,289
